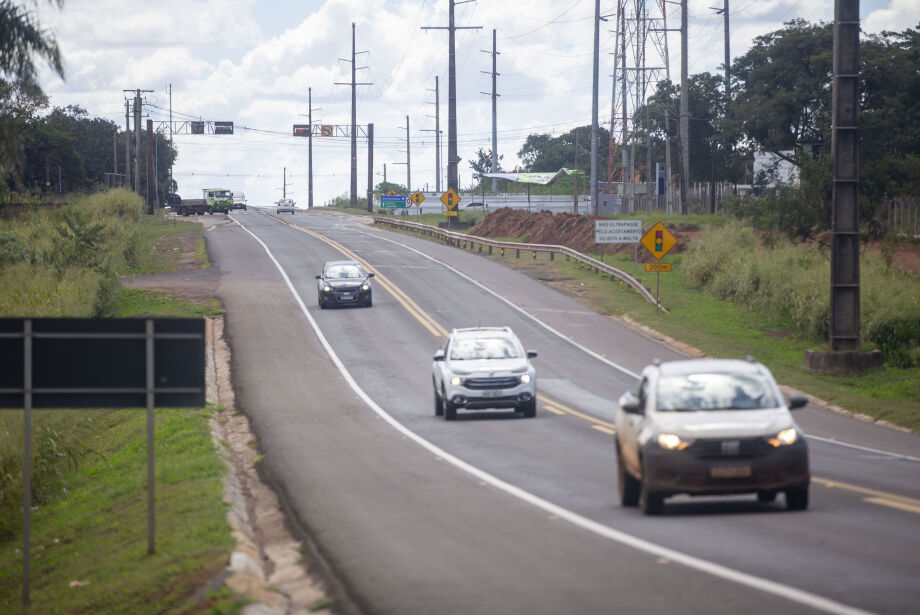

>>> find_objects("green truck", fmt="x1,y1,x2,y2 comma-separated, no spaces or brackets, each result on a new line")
203,188,234,214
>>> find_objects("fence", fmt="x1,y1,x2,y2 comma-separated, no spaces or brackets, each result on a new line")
372,216,665,310
888,198,920,236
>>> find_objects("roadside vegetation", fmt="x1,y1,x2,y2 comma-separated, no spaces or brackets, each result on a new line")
0,190,238,614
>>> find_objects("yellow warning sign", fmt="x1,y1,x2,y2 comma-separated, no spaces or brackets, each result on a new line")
640,221,677,260
410,191,426,206
440,188,461,210
645,262,672,272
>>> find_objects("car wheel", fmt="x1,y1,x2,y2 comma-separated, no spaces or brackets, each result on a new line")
365,294,373,308
757,490,777,503
785,486,809,511
617,449,640,507
443,390,457,421
318,295,327,309
520,398,536,418
434,393,444,417
639,467,664,515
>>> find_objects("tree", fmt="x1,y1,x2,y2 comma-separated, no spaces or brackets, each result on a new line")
726,20,833,162
516,126,608,174
468,147,503,175
0,1,64,174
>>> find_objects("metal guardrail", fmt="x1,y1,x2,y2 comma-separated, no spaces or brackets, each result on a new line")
373,217,665,311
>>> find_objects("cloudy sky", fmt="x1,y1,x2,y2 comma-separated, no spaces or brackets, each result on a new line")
32,0,916,207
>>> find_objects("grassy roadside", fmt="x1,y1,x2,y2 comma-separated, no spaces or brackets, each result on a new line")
0,191,239,613
380,217,920,433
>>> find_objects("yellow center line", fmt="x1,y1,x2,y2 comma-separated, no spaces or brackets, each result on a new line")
272,215,447,338
812,477,920,513
537,394,617,431
267,212,616,434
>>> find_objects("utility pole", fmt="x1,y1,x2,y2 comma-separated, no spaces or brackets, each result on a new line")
422,76,441,193
396,115,411,192
283,167,287,199
423,0,482,191
112,128,117,175
480,29,500,192
680,0,690,213
134,93,142,194
308,88,317,208
124,100,131,189
334,23,371,207
367,123,374,212
829,0,860,351
591,0,600,214
145,119,154,214
168,83,173,183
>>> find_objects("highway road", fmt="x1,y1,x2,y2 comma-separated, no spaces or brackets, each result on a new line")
205,208,920,615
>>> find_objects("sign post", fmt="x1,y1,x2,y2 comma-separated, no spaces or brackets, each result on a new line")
639,221,678,311
0,318,206,605
595,219,642,266
440,188,461,230
410,191,425,222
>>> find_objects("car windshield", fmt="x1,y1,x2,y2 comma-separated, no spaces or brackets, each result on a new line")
656,372,778,412
325,264,365,279
449,337,522,360
215,191,231,198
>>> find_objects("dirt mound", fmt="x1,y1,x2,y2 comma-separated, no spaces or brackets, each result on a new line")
469,208,694,261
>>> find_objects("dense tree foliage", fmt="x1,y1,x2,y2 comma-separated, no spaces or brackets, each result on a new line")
516,125,609,175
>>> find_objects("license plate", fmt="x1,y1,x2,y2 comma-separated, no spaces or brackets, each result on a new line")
340,293,353,300
481,390,505,398
710,463,751,479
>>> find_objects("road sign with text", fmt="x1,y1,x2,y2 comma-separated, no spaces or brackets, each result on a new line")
381,195,406,209
595,219,643,244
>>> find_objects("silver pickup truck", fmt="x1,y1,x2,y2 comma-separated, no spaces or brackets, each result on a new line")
276,198,295,214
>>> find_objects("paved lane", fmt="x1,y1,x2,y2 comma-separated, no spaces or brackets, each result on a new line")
209,209,920,615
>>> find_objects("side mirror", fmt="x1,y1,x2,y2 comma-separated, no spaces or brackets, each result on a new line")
618,391,643,415
433,349,445,361
367,272,375,278
527,350,538,359
315,274,322,280
787,394,808,410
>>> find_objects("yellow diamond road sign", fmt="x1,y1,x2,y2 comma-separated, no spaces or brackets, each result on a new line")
640,221,677,260
411,191,426,206
440,188,461,210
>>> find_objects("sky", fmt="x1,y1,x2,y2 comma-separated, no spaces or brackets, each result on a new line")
30,0,919,207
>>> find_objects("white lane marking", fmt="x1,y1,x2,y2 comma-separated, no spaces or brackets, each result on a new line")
351,222,920,466
343,225,640,379
805,433,920,464
234,217,871,615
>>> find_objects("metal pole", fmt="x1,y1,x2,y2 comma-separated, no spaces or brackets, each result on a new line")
146,319,155,555
367,123,374,212
590,0,600,215
406,115,411,192
125,100,131,189
829,0,861,351
491,29,498,193
22,319,32,606
309,88,314,209
113,128,117,175
146,119,154,214
134,90,142,195
448,0,458,190
680,0,690,213
350,23,358,207
168,83,173,183
435,77,441,193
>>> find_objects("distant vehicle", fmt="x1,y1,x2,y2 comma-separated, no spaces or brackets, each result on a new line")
614,358,810,515
276,198,295,214
462,201,486,209
232,191,247,210
432,326,537,420
315,260,374,308
203,188,234,214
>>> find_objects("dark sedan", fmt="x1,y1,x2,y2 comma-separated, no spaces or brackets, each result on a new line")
316,260,374,308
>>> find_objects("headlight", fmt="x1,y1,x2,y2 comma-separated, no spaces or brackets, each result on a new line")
323,285,331,292
450,376,462,386
520,374,532,384
768,428,798,447
361,284,369,291
656,433,691,451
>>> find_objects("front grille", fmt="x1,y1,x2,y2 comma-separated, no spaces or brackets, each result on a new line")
464,377,519,390
689,438,772,460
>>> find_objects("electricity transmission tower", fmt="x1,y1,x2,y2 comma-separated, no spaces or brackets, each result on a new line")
334,23,371,207
607,0,671,212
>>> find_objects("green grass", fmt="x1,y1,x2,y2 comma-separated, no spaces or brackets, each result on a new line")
0,407,241,615
112,288,224,318
122,216,210,276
